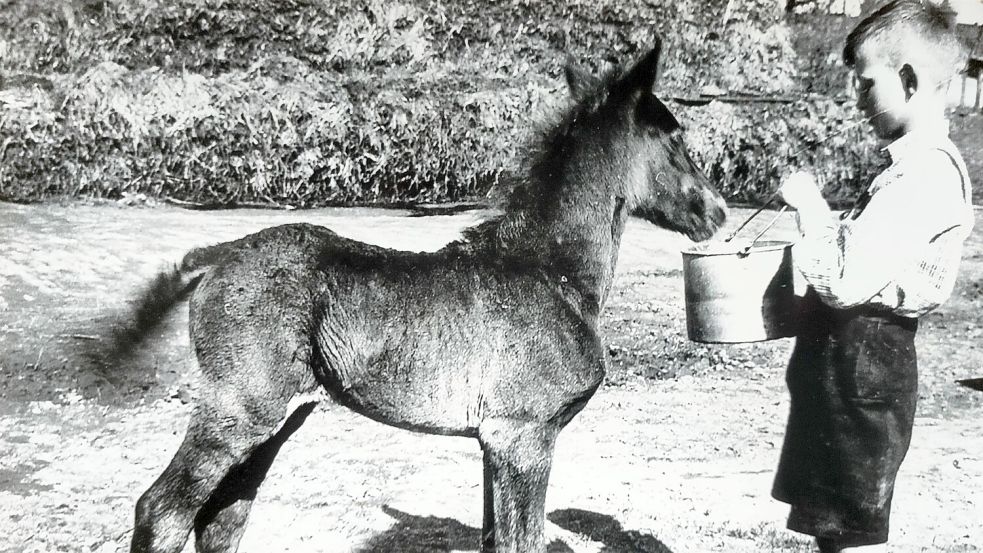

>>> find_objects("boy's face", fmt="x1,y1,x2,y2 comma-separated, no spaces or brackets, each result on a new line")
852,45,910,141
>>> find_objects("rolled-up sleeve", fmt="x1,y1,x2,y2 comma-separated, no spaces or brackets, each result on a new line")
792,150,967,311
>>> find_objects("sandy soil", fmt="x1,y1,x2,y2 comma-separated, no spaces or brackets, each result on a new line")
0,201,980,553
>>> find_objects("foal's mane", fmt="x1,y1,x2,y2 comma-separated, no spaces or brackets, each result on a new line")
456,61,629,259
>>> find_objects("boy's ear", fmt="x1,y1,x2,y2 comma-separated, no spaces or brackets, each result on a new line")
899,64,918,101
564,57,599,102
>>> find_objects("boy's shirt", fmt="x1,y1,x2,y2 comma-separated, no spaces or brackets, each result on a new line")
793,122,974,317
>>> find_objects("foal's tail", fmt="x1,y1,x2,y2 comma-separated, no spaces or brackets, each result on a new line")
91,241,239,365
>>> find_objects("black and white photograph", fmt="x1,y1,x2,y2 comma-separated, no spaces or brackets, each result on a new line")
1,0,981,551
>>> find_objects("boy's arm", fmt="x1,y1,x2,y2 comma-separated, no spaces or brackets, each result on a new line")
791,200,890,309
782,157,968,311
781,173,873,309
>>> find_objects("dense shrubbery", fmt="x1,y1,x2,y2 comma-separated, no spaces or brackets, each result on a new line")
0,0,886,205
1,60,561,204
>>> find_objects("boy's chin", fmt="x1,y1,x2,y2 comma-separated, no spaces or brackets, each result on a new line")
870,120,905,142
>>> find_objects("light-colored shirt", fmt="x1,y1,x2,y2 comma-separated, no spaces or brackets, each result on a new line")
792,123,974,318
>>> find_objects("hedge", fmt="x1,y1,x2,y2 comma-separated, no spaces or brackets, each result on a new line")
0,0,884,206
682,98,882,207
1,61,550,204
1,0,801,92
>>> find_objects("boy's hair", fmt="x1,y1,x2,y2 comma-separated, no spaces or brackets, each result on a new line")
843,0,968,88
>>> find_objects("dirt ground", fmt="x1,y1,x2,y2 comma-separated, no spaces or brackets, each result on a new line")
1,201,980,553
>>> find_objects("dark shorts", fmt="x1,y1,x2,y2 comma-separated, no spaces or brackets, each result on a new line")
772,290,918,547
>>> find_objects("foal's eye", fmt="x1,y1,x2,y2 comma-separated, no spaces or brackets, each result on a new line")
689,197,706,217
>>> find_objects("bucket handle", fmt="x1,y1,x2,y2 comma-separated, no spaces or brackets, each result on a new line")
723,191,790,256
739,205,788,255
724,189,780,243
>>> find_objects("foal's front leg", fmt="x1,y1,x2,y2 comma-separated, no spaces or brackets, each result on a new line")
479,418,559,553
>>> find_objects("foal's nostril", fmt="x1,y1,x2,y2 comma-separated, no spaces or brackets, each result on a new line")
714,205,727,226
702,188,729,224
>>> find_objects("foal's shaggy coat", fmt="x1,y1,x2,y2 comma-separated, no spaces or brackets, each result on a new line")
124,40,726,553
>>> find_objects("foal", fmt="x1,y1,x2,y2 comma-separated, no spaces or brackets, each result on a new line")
127,39,726,553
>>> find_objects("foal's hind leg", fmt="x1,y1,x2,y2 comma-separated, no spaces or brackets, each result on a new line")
479,419,559,553
131,406,274,552
192,401,317,553
131,383,309,553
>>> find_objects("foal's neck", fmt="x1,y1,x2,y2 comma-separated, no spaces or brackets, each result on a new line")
468,146,635,325
544,185,631,321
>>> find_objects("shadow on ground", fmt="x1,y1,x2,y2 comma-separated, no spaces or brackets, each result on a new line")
355,506,572,552
549,508,674,553
353,505,480,553
353,505,672,553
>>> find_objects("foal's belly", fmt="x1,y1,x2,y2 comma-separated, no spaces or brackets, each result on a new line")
314,312,605,437
310,263,605,437
314,314,506,437
332,356,488,437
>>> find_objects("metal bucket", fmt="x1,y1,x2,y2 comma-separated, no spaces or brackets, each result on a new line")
681,240,798,343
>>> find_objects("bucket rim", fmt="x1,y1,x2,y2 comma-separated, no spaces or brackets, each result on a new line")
681,240,792,257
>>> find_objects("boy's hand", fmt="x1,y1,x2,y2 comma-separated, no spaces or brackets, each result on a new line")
778,171,824,210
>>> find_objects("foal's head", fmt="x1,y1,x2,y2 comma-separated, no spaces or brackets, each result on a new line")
561,40,727,242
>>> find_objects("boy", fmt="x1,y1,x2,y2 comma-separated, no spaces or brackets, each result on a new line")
773,1,974,552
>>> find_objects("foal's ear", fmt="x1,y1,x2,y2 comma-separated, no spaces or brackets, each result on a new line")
623,37,663,92
564,56,600,102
